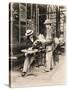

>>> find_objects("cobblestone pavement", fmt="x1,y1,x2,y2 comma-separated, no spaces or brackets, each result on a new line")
10,55,66,87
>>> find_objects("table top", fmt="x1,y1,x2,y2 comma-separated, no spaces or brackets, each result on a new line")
21,49,38,54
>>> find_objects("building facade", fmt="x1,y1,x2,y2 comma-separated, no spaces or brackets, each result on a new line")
9,3,66,56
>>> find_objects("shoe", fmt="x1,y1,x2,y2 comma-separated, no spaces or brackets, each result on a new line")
50,67,53,70
21,72,26,77
45,70,50,72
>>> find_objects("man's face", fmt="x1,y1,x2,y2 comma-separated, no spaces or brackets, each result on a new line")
60,34,64,38
29,34,33,38
45,24,51,29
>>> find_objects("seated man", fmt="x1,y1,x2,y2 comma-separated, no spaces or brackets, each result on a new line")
21,29,37,76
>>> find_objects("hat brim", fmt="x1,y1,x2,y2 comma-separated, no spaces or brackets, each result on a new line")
43,22,52,24
25,31,33,36
43,19,52,24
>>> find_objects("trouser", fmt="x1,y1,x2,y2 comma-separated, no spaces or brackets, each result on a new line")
53,49,59,65
46,51,53,71
22,54,34,73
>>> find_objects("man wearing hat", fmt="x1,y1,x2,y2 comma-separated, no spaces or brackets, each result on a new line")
44,19,54,72
21,29,37,76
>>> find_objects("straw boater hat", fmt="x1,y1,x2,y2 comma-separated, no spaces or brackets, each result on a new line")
43,19,52,25
25,29,34,36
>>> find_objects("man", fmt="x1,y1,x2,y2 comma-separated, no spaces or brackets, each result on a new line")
44,19,54,72
58,33,65,54
21,29,37,76
53,37,59,65
59,34,64,45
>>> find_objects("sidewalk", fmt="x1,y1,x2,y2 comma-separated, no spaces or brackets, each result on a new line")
10,55,65,87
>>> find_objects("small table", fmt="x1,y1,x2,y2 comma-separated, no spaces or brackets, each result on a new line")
21,49,38,54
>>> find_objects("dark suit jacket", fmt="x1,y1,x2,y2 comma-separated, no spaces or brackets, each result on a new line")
23,36,37,49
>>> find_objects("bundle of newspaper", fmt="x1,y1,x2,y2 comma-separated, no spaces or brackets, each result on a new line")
34,34,46,45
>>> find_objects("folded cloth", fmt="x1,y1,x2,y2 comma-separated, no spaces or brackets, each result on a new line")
54,37,59,45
